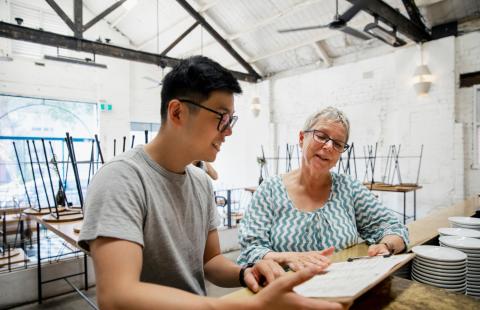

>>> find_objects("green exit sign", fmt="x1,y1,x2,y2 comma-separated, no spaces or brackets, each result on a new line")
99,103,112,111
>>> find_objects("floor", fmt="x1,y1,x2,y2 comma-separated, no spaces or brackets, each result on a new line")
8,250,241,310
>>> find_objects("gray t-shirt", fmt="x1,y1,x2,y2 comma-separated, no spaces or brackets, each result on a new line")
78,146,220,295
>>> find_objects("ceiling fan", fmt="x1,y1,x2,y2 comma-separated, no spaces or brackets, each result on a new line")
278,0,371,41
143,74,163,90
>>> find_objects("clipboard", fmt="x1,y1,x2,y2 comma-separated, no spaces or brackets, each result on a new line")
294,253,415,304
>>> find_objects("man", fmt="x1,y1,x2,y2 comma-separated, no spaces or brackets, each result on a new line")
78,56,341,309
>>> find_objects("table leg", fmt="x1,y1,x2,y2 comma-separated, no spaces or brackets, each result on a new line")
227,190,232,228
37,222,42,304
84,253,88,290
414,190,417,221
2,212,6,252
20,219,25,250
403,192,406,224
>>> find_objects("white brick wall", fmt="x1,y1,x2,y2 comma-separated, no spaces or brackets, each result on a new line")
455,31,480,198
269,37,459,218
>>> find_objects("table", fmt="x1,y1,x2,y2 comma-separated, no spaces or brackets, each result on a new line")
222,196,480,308
28,215,97,309
1,206,29,258
365,183,422,224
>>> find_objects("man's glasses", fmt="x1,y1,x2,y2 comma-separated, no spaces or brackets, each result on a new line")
303,130,349,153
178,98,238,132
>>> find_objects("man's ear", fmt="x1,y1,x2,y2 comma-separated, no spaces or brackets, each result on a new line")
167,99,185,127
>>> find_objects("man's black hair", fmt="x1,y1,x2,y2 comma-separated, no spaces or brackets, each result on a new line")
160,55,242,123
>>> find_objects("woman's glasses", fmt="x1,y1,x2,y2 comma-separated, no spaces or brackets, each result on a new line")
304,130,349,153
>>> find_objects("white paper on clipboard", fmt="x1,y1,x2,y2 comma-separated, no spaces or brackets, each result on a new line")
294,254,413,299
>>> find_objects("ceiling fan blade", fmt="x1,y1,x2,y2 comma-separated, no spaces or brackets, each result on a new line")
340,26,371,40
278,24,328,33
145,85,160,90
143,76,161,84
338,0,368,22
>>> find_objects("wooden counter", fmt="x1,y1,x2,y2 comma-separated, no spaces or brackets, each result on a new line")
222,196,480,307
27,214,83,251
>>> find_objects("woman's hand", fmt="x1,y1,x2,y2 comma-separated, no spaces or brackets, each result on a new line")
368,235,405,256
367,243,390,256
264,246,335,272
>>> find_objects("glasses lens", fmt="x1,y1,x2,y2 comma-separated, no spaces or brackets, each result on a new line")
314,132,329,144
229,116,238,130
218,114,231,132
219,115,238,132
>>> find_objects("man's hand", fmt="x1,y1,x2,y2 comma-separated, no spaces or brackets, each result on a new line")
243,259,285,292
250,266,344,310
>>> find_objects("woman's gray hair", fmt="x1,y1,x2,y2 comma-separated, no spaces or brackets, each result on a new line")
302,106,350,142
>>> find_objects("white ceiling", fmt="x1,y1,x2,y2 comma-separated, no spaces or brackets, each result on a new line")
6,0,480,77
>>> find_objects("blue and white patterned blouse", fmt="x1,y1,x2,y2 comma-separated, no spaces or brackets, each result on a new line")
237,172,409,265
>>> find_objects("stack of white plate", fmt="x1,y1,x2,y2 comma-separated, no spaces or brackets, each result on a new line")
438,227,480,239
439,235,480,298
448,217,480,231
411,245,467,294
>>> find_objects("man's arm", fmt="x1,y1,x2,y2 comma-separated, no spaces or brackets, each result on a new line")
204,162,218,180
92,236,342,310
92,237,230,309
203,229,285,291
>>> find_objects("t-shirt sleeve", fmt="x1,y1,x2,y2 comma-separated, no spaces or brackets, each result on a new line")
78,160,146,252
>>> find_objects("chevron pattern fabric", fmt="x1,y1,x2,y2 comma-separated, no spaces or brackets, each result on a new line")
237,172,409,265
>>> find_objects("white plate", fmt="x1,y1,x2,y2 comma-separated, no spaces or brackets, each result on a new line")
451,224,480,231
414,255,466,265
412,275,467,290
449,217,480,226
467,279,480,285
439,246,480,257
412,245,467,262
412,272,466,286
445,287,466,293
412,267,466,282
414,257,467,268
468,267,480,272
412,261,466,274
439,236,480,250
439,227,480,238
412,265,466,278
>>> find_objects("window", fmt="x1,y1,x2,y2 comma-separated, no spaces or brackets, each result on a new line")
0,94,98,207
130,122,160,146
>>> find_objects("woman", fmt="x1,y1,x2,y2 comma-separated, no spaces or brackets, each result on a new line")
238,107,409,271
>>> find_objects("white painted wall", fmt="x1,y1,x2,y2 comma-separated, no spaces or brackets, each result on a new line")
267,37,460,218
455,31,480,198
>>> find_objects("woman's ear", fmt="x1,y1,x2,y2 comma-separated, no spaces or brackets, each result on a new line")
299,131,305,148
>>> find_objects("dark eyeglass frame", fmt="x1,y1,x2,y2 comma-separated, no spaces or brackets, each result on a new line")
178,98,238,133
303,129,349,153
